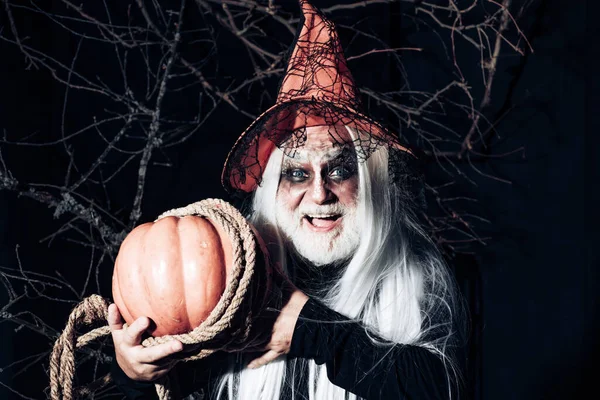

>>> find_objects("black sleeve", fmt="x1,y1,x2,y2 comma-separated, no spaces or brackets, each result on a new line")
110,352,231,399
111,359,158,400
288,298,458,400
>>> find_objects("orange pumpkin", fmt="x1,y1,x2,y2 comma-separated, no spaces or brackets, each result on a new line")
112,215,234,336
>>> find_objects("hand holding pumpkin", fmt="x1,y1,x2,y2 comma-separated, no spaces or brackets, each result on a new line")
108,303,184,381
108,199,304,379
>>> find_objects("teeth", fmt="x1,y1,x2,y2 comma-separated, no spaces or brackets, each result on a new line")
307,214,336,218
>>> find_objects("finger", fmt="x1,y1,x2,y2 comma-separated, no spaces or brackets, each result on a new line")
107,304,124,331
247,350,282,369
136,340,183,364
122,316,150,346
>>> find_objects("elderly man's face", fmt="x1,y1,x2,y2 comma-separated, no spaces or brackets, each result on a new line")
274,126,360,266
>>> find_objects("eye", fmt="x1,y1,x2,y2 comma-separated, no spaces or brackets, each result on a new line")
283,168,310,183
328,165,355,181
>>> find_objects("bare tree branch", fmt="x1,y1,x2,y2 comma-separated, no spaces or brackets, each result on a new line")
0,0,532,395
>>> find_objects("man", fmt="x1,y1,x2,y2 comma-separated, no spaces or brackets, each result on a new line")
110,1,465,399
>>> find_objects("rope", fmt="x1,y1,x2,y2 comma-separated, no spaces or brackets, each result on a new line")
49,198,268,400
50,295,110,400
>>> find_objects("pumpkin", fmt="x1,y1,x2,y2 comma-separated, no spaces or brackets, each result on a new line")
112,215,234,336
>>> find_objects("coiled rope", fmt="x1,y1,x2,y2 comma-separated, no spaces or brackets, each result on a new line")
50,198,269,399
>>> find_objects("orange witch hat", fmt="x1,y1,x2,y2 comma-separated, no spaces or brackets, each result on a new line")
275,0,360,111
221,0,411,195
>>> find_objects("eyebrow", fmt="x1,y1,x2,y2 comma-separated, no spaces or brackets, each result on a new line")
282,145,355,166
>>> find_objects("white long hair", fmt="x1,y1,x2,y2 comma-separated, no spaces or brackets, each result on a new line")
216,128,464,399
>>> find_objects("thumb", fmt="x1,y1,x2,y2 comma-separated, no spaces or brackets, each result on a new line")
107,303,124,331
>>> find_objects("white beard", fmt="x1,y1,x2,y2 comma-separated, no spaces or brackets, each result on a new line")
274,200,360,266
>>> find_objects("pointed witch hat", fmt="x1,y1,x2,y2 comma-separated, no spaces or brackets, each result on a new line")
221,0,413,195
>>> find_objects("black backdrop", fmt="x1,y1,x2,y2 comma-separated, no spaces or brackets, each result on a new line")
0,0,597,399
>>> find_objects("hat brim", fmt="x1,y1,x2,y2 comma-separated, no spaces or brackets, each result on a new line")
221,98,413,195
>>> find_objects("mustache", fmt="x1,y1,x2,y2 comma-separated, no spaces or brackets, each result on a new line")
298,204,350,216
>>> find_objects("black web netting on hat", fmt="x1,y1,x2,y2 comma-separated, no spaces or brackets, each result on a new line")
222,0,425,211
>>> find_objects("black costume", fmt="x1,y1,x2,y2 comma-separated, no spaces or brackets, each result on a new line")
112,298,457,399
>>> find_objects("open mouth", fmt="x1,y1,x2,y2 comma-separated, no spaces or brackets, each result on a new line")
303,214,342,231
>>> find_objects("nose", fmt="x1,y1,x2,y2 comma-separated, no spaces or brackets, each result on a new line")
310,175,334,204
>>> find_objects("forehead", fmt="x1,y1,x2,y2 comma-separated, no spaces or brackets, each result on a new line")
282,125,354,163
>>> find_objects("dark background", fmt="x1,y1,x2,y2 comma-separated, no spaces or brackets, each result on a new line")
0,0,598,399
